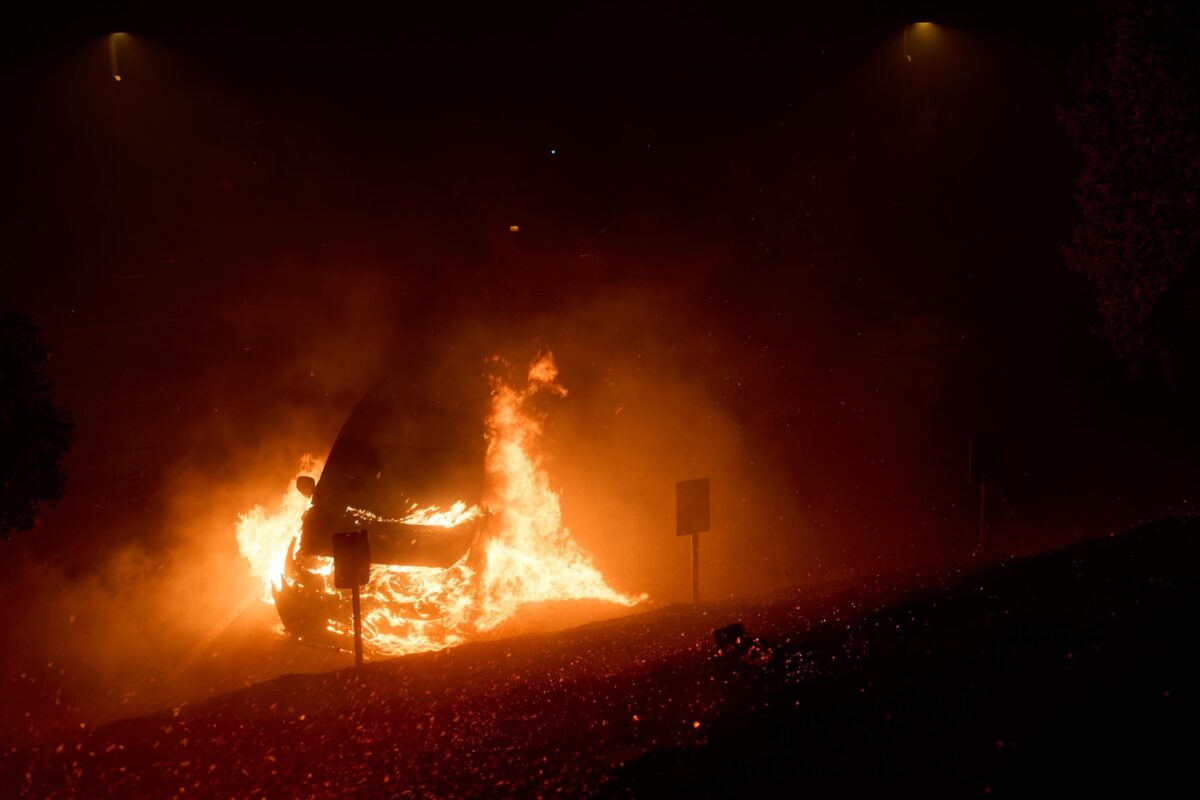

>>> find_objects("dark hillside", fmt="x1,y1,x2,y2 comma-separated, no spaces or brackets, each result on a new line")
3,518,1196,798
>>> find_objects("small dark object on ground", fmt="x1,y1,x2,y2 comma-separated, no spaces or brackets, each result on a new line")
713,622,775,665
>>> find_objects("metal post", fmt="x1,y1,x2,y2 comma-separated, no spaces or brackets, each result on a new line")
691,532,700,603
977,481,987,556
676,477,709,604
351,585,364,668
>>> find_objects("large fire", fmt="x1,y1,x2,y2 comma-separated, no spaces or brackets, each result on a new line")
235,353,644,656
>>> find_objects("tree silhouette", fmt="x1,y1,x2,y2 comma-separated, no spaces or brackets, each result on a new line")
1060,0,1200,379
0,310,74,539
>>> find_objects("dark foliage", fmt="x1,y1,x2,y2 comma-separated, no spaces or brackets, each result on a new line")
1060,0,1200,378
0,310,73,539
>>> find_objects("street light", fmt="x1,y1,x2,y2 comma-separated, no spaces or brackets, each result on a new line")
109,32,126,81
902,21,935,63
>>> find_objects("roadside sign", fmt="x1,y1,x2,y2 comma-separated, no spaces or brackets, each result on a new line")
332,529,371,589
332,529,370,668
676,478,711,536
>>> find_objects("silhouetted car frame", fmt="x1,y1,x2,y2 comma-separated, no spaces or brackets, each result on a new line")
272,357,491,646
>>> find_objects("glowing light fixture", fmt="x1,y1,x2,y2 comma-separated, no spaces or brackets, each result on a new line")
109,32,126,81
902,21,936,62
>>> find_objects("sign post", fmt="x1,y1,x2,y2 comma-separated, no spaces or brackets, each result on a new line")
332,529,371,667
676,478,711,603
969,434,997,557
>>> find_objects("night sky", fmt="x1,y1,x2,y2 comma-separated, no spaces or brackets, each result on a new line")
2,0,1198,753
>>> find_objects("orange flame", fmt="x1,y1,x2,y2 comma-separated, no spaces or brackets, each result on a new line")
236,454,323,602
235,353,644,656
346,501,482,527
474,353,637,630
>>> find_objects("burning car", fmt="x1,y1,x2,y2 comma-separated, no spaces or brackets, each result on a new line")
238,353,643,658
272,362,491,647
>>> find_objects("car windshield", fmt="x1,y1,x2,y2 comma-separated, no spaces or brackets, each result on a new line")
312,357,490,518
315,435,485,518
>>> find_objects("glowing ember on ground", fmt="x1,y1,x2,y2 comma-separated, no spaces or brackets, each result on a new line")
235,353,644,656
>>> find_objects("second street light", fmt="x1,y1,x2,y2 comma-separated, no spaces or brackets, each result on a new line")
902,21,936,62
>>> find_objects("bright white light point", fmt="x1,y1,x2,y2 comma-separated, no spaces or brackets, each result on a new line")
550,148,557,155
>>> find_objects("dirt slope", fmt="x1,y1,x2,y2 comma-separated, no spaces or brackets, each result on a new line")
3,519,1196,798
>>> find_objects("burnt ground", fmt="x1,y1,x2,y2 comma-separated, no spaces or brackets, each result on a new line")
2,518,1197,799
